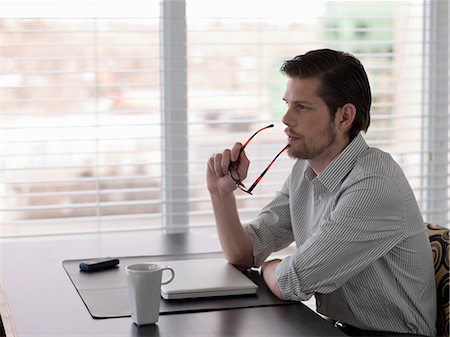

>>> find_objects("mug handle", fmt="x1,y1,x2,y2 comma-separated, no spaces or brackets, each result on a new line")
161,266,175,285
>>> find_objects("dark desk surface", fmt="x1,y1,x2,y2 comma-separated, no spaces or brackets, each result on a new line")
0,231,346,337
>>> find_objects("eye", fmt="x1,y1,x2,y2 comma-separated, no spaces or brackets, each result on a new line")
296,104,309,111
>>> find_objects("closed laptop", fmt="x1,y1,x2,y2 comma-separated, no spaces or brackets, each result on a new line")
157,258,258,300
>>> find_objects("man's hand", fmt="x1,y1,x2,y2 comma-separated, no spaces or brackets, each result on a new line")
261,259,284,300
206,142,250,196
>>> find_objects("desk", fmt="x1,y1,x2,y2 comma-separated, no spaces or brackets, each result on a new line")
0,231,346,336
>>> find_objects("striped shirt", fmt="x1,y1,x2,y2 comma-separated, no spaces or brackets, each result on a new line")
245,134,437,336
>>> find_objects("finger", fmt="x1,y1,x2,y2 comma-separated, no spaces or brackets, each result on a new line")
221,149,231,175
207,155,216,173
237,150,249,181
213,153,225,177
230,142,244,162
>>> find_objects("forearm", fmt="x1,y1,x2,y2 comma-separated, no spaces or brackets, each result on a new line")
206,142,253,268
261,259,284,299
210,191,253,268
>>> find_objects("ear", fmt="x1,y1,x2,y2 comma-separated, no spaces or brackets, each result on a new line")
335,103,356,133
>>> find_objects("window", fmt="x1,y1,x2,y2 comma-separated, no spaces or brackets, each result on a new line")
1,0,449,237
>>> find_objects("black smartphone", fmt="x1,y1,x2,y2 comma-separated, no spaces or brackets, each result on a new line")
79,257,120,272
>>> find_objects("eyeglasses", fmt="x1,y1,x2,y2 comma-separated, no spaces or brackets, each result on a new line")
229,124,290,195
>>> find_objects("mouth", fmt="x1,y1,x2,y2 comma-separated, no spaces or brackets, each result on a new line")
285,130,301,142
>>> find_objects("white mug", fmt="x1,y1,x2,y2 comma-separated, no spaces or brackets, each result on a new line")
125,263,175,325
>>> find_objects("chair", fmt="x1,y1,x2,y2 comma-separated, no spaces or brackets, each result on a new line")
0,315,6,337
425,223,449,337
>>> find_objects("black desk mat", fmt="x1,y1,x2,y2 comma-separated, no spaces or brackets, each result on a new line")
63,252,293,319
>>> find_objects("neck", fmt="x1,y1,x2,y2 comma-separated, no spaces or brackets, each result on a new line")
308,135,351,175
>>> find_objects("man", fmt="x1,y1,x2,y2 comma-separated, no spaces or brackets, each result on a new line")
206,49,437,336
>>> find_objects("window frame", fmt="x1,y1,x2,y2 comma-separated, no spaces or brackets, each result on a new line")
421,0,449,225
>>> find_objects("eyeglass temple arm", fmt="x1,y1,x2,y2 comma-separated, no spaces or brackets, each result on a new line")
231,123,275,183
246,144,290,194
231,123,276,191
241,124,274,150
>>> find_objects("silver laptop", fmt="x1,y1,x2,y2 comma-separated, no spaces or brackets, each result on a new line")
156,257,258,300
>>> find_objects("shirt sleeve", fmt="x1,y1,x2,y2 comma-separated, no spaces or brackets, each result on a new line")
276,173,408,301
244,172,295,267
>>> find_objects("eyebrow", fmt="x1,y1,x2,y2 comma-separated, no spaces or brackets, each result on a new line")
282,98,314,105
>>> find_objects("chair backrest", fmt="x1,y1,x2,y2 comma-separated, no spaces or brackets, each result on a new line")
425,222,449,337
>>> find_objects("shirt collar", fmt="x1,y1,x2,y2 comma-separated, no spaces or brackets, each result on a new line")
304,133,369,192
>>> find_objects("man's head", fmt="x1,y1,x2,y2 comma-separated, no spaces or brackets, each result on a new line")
280,49,371,140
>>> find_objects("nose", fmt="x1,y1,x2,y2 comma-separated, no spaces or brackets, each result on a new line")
281,106,296,127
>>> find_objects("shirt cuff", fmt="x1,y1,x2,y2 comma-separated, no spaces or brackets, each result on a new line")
245,223,276,267
275,255,312,301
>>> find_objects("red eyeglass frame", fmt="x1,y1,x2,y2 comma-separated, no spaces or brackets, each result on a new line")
229,124,290,195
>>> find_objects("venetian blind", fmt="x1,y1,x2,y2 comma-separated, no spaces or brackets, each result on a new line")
1,0,449,238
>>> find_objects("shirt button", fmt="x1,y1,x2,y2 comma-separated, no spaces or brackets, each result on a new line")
317,194,323,201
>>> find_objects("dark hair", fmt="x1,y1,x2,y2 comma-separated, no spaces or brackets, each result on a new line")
280,49,371,140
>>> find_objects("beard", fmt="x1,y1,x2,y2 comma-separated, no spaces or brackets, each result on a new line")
287,121,336,160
